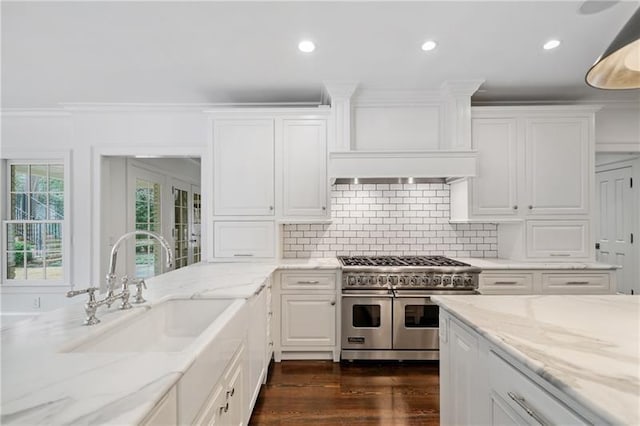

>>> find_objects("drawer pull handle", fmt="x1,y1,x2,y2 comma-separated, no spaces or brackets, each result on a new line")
297,280,320,284
549,253,570,257
234,254,254,257
494,281,517,285
566,281,589,285
507,392,547,425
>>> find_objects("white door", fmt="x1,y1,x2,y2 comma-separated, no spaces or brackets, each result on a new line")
213,119,274,216
280,294,336,347
525,118,589,215
596,166,636,294
471,118,519,217
282,119,328,218
190,185,201,264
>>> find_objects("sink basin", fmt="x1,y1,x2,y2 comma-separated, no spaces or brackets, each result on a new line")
65,298,238,353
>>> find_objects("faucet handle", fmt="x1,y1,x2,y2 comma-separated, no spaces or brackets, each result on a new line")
66,287,98,300
132,279,147,304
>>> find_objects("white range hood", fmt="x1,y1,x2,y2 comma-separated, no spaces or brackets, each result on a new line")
329,150,478,179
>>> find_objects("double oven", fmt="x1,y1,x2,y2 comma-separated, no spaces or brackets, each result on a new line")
340,256,480,361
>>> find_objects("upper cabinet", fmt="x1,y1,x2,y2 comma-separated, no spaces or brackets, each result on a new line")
213,119,275,216
451,107,597,222
282,119,328,219
525,117,589,215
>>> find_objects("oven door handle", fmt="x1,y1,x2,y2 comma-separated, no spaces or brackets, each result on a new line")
342,293,393,298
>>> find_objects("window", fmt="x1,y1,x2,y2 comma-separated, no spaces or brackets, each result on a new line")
134,177,162,279
4,162,66,283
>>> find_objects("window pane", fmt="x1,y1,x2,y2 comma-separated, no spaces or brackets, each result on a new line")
45,255,63,280
6,253,22,280
30,194,48,220
49,193,64,219
11,165,29,192
6,223,23,251
10,193,29,220
30,165,48,192
49,165,64,191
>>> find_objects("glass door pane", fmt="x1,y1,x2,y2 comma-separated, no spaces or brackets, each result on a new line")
135,178,161,278
173,187,189,269
191,187,201,263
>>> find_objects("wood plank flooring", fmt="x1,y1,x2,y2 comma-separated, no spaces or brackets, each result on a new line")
249,360,440,425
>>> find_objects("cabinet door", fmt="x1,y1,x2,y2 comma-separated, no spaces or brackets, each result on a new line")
282,119,328,218
226,360,244,426
449,320,480,425
247,284,267,413
193,383,225,426
471,118,519,217
213,119,275,216
281,294,336,347
526,220,590,259
213,221,275,259
525,118,589,215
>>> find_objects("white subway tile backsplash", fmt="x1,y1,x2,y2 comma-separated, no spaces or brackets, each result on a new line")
283,183,498,258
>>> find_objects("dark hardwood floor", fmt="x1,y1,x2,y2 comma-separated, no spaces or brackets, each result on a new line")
249,360,440,425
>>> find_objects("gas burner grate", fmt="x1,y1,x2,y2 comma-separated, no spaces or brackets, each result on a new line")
338,256,471,267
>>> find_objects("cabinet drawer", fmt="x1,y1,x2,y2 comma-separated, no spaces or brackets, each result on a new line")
526,220,589,258
489,351,587,425
213,221,275,258
541,273,611,294
280,271,336,290
480,273,533,294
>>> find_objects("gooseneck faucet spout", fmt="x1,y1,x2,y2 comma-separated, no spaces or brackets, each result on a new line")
106,230,174,302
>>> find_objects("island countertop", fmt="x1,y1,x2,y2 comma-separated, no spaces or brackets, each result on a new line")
432,295,640,425
0,259,340,425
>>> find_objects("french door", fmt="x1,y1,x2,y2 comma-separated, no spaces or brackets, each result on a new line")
171,179,201,269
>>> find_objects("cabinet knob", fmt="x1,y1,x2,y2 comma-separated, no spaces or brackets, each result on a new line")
330,300,336,306
528,205,533,210
322,206,326,211
269,206,274,211
512,205,518,210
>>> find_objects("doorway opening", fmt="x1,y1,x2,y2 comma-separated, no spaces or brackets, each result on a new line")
100,156,201,283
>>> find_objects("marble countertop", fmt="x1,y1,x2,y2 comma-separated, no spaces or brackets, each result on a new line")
432,295,640,425
0,259,340,425
455,257,618,270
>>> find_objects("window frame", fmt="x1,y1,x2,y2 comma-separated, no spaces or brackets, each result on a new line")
2,153,71,287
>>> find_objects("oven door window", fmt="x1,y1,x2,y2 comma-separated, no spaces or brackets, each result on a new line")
404,304,438,328
352,305,381,328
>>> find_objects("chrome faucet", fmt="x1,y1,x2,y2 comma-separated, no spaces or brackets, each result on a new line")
105,230,174,305
67,230,173,325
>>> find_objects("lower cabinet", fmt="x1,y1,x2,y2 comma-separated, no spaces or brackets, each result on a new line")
479,270,615,294
273,270,340,361
194,344,245,426
440,311,603,425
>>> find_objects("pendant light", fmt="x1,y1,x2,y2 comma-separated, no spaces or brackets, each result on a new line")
586,7,640,89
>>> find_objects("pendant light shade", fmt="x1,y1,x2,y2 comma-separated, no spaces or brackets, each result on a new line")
586,7,640,89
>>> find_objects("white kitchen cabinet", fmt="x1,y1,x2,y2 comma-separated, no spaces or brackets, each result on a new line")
213,221,275,259
440,311,597,425
213,119,275,216
525,117,589,216
273,270,340,361
488,350,587,425
526,220,590,259
478,269,615,294
470,118,519,217
247,279,270,417
451,107,596,223
282,119,329,220
194,344,245,426
443,319,482,426
141,386,178,426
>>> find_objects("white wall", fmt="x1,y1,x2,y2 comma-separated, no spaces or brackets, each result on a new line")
595,104,640,152
1,108,209,314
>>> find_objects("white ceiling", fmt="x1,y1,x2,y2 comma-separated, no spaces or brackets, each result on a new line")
2,1,639,108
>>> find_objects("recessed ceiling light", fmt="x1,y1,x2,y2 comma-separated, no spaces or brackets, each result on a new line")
298,40,315,53
421,40,437,51
543,39,561,50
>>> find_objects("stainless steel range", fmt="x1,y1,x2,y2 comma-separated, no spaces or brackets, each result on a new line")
340,256,480,361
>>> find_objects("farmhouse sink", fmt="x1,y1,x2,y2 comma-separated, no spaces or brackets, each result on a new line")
65,298,238,353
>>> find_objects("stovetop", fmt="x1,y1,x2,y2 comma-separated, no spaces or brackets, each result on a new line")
339,256,481,291
339,256,472,268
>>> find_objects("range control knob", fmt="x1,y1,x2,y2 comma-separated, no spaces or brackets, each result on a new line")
452,276,463,287
348,276,357,286
378,276,387,285
442,276,452,286
432,276,442,286
464,276,473,286
410,276,418,286
389,276,398,286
